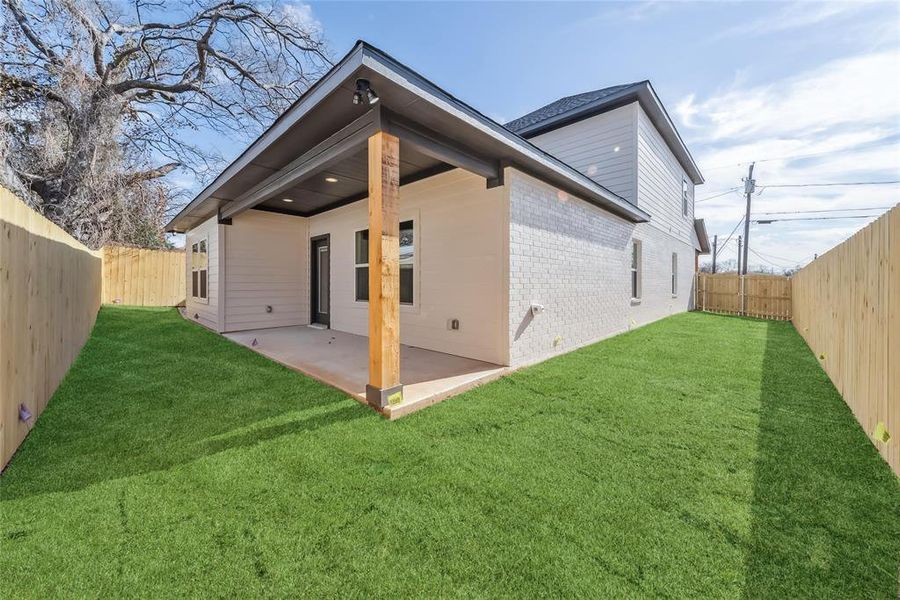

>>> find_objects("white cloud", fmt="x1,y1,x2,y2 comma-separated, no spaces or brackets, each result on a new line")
280,2,321,33
678,50,900,143
712,1,867,40
682,48,900,270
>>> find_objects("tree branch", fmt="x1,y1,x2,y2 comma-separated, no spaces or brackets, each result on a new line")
126,162,180,184
3,0,60,63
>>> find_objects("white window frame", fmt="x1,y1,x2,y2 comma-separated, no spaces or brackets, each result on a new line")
354,218,416,307
354,227,369,303
631,240,642,301
682,179,690,217
190,237,209,304
671,252,678,296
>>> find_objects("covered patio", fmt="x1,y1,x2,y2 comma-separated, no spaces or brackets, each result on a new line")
225,326,505,418
168,41,644,415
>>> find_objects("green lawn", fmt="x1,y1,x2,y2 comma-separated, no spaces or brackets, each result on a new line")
2,307,897,598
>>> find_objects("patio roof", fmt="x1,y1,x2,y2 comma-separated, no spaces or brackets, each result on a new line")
166,41,650,233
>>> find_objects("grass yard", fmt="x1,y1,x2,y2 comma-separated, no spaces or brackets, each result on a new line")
2,307,898,598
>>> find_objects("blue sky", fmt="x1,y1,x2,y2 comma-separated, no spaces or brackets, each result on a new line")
184,1,900,270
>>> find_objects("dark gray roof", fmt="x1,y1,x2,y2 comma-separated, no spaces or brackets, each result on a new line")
505,83,644,134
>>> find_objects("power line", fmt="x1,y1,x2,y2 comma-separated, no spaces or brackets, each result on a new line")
696,187,740,203
753,215,881,224
701,139,900,171
714,216,744,259
754,205,895,215
748,247,792,269
751,247,797,263
760,180,900,189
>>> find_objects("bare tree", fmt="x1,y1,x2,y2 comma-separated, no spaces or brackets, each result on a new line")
1,0,330,248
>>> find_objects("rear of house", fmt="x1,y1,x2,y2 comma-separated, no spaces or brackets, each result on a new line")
170,41,705,413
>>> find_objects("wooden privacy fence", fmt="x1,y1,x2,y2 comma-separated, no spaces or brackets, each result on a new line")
102,245,185,306
792,206,898,475
696,273,792,320
1,187,103,469
1,187,187,469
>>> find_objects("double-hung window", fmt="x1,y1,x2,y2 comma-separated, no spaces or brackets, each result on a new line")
671,252,678,296
355,220,415,305
191,239,208,302
631,240,642,300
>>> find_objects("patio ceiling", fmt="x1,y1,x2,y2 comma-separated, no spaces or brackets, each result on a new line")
252,144,447,218
166,41,650,233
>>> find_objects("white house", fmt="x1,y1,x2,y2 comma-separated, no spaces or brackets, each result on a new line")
167,41,707,416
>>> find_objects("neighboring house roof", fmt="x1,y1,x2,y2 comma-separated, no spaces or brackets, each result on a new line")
693,219,711,254
167,41,650,232
504,81,704,185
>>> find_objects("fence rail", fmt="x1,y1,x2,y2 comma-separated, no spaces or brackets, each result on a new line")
792,206,898,475
102,245,185,307
696,273,792,320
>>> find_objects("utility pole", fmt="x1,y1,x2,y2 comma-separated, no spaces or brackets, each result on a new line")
737,235,742,274
741,162,755,275
711,235,718,273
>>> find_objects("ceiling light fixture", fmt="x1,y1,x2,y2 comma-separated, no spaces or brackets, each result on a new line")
282,198,294,203
352,78,379,105
324,176,338,183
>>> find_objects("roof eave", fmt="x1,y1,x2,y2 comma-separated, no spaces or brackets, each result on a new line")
168,40,651,232
166,42,368,232
693,218,711,254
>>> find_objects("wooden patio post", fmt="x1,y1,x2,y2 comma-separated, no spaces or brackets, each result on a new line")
366,130,403,409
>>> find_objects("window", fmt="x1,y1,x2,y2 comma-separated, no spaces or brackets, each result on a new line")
191,239,208,301
682,179,690,217
631,240,642,300
355,220,414,305
671,252,678,296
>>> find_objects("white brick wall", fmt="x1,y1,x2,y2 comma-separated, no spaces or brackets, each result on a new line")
507,169,695,367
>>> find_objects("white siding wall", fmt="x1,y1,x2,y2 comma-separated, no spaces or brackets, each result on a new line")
528,103,638,203
185,215,220,331
507,170,694,367
308,169,509,365
507,100,700,366
224,210,309,331
636,104,694,244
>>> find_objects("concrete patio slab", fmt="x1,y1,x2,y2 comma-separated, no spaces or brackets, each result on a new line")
224,326,507,418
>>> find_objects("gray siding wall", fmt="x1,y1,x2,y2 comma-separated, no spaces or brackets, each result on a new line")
636,104,694,244
528,104,638,203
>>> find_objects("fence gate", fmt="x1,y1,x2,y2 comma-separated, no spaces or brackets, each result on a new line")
696,273,791,320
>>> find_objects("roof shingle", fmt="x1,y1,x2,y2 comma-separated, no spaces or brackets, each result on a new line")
504,82,643,134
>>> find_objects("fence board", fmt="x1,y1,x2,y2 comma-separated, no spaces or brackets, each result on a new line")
792,206,898,474
1,187,102,469
101,246,185,306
